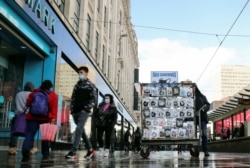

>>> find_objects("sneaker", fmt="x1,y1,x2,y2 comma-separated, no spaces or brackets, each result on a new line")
8,147,17,155
84,150,96,158
204,152,210,156
30,147,38,154
103,149,109,157
65,151,76,159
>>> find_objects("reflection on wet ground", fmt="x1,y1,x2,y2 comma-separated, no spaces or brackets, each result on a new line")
2,149,250,168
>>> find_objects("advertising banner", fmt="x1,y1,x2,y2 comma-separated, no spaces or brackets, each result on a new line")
151,71,178,83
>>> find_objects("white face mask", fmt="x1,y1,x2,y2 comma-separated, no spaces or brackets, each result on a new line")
104,98,110,104
79,74,85,80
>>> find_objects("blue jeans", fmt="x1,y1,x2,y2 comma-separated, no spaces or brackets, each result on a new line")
22,120,49,158
201,121,208,152
71,111,92,152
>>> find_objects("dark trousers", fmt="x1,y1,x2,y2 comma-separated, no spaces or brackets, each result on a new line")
9,118,18,147
134,140,141,151
201,121,208,152
22,120,49,158
97,126,112,149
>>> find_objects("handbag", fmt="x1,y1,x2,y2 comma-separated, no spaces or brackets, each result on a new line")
12,109,27,137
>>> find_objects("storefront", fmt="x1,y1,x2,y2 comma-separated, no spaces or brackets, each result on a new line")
208,85,250,140
0,0,137,148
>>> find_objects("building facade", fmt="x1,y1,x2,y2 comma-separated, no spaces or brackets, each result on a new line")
211,65,250,101
0,0,139,149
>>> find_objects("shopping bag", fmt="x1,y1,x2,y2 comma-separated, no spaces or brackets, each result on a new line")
39,123,58,141
12,113,27,137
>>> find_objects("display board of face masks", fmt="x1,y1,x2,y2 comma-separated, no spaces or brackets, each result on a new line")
141,83,195,139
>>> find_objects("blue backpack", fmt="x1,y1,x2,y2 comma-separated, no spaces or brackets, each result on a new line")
30,90,50,116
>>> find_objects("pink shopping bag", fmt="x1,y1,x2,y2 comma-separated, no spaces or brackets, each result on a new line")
39,123,58,141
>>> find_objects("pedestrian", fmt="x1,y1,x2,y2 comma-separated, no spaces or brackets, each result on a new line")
192,83,210,157
133,127,142,153
227,128,230,139
94,94,118,157
239,122,244,137
21,80,58,162
9,82,37,155
110,128,117,153
124,128,132,152
65,66,97,159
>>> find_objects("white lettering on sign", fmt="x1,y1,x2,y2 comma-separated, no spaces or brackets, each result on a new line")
26,0,56,34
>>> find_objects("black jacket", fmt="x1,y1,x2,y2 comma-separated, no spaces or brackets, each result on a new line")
193,83,210,123
94,102,118,127
70,79,97,113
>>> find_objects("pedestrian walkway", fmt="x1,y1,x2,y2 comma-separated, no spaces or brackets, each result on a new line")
2,148,250,168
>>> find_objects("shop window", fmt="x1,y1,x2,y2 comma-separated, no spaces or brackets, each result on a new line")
215,121,222,136
246,109,250,121
0,54,24,129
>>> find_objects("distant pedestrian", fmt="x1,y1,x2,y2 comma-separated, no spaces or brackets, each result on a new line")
21,80,58,162
133,127,142,152
124,128,132,152
65,66,97,159
239,122,244,137
9,82,36,155
110,128,117,153
227,128,230,139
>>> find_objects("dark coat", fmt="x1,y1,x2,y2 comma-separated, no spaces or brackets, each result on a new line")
193,83,210,124
94,102,118,127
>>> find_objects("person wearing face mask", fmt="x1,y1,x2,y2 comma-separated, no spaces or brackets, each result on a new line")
94,94,118,157
65,66,97,159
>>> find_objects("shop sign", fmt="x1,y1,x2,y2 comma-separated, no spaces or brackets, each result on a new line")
25,0,56,34
238,98,250,105
151,71,178,83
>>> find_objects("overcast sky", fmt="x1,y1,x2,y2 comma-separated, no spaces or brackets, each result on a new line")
131,0,250,102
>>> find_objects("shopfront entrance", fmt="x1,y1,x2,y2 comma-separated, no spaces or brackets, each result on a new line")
0,19,44,137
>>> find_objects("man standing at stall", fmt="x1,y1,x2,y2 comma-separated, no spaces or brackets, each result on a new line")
192,83,210,157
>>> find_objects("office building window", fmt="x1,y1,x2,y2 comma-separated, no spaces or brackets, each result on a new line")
117,70,120,91
109,20,112,39
107,55,110,77
95,31,99,61
97,0,101,13
102,45,105,70
119,10,122,25
104,6,107,28
54,0,65,13
86,14,91,50
73,0,81,34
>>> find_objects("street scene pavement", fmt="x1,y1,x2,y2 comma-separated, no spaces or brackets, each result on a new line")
2,148,250,168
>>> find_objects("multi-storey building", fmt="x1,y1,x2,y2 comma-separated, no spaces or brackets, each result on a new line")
0,0,139,148
211,65,250,101
53,0,139,112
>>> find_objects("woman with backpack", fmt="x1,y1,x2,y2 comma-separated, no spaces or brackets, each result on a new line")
21,80,58,162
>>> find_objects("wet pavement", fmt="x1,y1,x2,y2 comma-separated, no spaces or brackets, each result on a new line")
2,148,250,168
